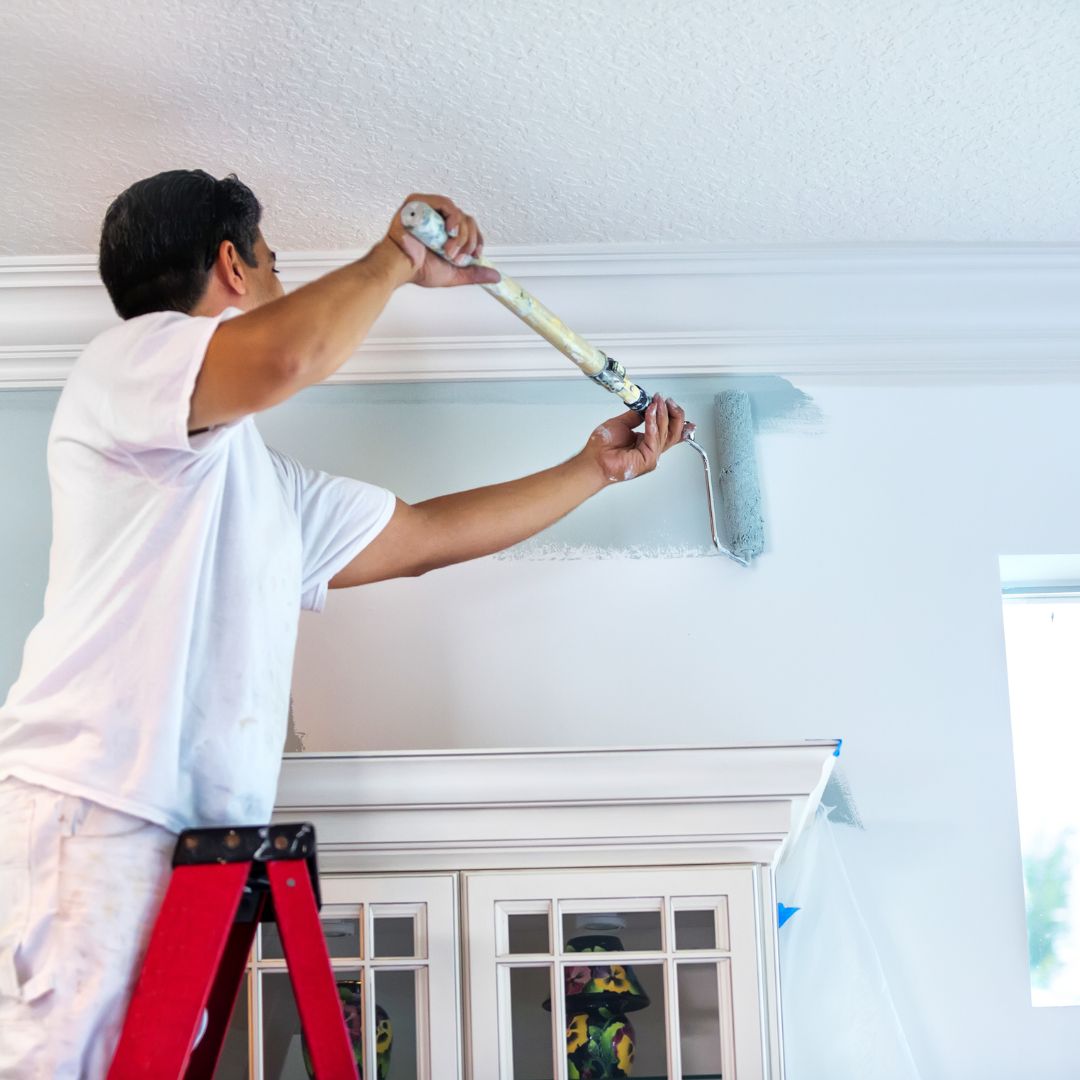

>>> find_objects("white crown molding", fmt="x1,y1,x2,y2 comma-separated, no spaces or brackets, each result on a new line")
272,741,838,874
3,244,1080,388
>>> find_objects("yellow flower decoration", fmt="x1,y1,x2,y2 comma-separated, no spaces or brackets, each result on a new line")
376,1016,393,1053
596,965,631,993
566,1013,588,1053
615,1027,634,1070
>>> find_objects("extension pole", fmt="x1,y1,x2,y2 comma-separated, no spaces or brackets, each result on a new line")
401,201,650,411
400,201,746,565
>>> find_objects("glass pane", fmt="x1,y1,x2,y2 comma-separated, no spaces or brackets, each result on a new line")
677,963,724,1078
323,914,364,959
674,909,717,951
374,969,417,1078
561,909,662,952
506,966,554,1079
562,960,667,1079
262,911,362,960
373,915,417,958
1000,589,1080,1006
212,972,249,1078
508,912,551,955
261,969,363,1078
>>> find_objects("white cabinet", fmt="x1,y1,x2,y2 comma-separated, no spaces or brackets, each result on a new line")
231,742,837,1080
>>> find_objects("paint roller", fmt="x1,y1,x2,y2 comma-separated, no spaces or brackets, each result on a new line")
400,201,765,565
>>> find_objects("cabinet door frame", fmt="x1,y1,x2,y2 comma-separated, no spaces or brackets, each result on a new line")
240,871,462,1080
463,864,769,1080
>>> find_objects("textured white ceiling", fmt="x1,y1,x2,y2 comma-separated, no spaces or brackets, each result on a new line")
2,0,1079,256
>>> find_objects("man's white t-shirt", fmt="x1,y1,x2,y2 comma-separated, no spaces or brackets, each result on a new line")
0,308,395,833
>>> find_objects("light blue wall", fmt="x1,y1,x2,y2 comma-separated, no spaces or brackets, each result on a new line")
5,379,1080,1078
0,390,57,694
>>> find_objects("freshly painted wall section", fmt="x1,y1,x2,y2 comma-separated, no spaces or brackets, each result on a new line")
255,376,819,559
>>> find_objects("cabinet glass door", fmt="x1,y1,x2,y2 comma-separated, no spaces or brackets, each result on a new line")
464,867,764,1080
214,873,460,1079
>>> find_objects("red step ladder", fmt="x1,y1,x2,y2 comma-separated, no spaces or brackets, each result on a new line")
108,822,359,1079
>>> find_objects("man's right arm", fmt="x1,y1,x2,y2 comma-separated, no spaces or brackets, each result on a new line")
188,193,498,432
188,241,412,431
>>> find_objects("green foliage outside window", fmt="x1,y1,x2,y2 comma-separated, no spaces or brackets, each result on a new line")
1024,832,1073,989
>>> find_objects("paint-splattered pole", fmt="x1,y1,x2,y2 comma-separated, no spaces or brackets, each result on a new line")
401,200,650,413
401,200,751,566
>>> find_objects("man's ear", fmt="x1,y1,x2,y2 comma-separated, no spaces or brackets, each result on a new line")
213,239,249,297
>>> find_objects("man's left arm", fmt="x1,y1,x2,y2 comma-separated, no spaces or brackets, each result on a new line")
329,395,687,587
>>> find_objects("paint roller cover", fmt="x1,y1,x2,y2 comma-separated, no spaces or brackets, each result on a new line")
715,390,765,562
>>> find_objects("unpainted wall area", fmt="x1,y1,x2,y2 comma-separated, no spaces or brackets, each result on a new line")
2,380,1080,1077
274,379,1080,1080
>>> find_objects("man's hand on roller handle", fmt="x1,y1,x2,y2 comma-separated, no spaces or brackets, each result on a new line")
381,192,691,486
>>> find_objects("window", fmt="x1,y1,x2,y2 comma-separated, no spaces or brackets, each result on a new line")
1000,556,1080,1007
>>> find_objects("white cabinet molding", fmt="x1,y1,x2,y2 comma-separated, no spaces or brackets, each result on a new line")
272,742,838,874
3,244,1080,387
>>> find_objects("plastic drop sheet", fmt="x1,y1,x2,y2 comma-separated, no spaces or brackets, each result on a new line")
775,806,922,1080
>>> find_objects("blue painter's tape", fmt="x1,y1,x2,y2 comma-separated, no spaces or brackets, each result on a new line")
833,739,843,757
777,903,800,929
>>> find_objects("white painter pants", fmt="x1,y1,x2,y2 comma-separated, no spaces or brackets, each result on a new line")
0,777,176,1079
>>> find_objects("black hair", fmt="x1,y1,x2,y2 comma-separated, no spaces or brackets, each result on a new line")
98,170,263,319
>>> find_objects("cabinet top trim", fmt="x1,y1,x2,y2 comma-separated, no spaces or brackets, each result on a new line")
273,743,838,868
284,739,840,761
275,742,837,811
